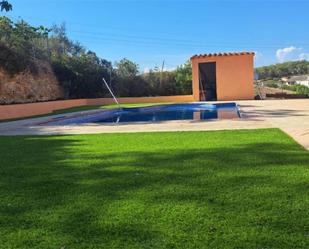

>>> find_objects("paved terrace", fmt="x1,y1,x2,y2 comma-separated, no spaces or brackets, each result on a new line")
0,99,308,150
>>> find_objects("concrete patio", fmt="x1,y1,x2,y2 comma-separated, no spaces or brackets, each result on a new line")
0,99,308,150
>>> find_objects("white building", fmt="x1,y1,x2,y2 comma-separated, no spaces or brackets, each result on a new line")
287,75,309,87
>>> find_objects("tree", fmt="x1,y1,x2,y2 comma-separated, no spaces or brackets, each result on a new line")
174,61,192,94
256,60,309,79
115,58,139,78
52,51,112,99
0,14,194,101
0,1,12,11
0,17,51,73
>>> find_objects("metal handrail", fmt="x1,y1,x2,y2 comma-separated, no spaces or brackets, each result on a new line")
102,78,121,109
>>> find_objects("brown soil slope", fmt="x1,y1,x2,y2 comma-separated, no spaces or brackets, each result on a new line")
254,86,295,99
0,60,64,104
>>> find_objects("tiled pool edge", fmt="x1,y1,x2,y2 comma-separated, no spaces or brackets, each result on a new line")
0,100,308,151
42,103,239,125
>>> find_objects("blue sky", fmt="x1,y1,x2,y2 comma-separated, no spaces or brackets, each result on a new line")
3,0,309,71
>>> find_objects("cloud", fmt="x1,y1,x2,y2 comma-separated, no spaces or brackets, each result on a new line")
299,53,309,60
276,46,300,62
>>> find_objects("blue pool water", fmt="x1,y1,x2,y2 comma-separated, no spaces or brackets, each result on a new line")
44,103,240,125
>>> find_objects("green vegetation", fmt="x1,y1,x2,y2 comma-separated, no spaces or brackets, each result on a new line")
1,129,308,248
0,16,113,98
282,84,309,97
0,17,51,74
0,14,192,101
256,60,309,79
0,1,12,12
262,79,280,88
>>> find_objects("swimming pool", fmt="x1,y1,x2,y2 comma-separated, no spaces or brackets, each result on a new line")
44,103,240,125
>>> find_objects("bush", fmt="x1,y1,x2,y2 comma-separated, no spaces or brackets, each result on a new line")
264,81,279,88
52,52,112,99
0,16,193,101
282,84,309,96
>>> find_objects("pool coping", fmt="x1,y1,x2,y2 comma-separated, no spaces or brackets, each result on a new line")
39,102,240,126
0,99,308,150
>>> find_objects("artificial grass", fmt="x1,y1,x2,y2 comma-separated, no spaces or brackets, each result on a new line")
0,129,308,249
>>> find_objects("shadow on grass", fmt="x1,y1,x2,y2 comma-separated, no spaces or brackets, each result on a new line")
0,131,308,248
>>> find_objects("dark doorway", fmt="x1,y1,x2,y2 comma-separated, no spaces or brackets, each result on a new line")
198,62,217,101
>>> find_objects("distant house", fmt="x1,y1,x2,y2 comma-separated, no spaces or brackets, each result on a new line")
287,75,309,87
281,77,289,83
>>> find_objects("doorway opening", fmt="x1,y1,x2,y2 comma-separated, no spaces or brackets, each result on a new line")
198,62,217,101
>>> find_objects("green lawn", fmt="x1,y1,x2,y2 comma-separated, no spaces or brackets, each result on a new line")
0,129,308,249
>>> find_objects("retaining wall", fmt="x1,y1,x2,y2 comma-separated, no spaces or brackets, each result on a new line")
0,95,194,120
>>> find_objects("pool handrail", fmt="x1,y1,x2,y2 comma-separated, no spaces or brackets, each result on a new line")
102,78,121,109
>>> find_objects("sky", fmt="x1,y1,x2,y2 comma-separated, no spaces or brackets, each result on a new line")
3,0,309,71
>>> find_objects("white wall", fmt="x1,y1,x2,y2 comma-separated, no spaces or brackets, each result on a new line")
296,80,309,87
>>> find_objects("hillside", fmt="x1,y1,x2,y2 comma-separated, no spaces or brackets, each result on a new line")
0,16,192,104
256,60,309,79
0,60,64,104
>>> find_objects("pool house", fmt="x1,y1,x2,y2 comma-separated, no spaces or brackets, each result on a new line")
191,52,255,101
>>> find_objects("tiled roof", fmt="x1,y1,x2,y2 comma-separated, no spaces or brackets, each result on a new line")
191,52,255,59
288,75,309,81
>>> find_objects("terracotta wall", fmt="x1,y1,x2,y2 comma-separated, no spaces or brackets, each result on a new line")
191,53,255,101
0,95,194,120
0,99,87,120
87,95,194,105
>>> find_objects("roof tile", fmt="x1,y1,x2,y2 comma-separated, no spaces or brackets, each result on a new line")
190,52,255,60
